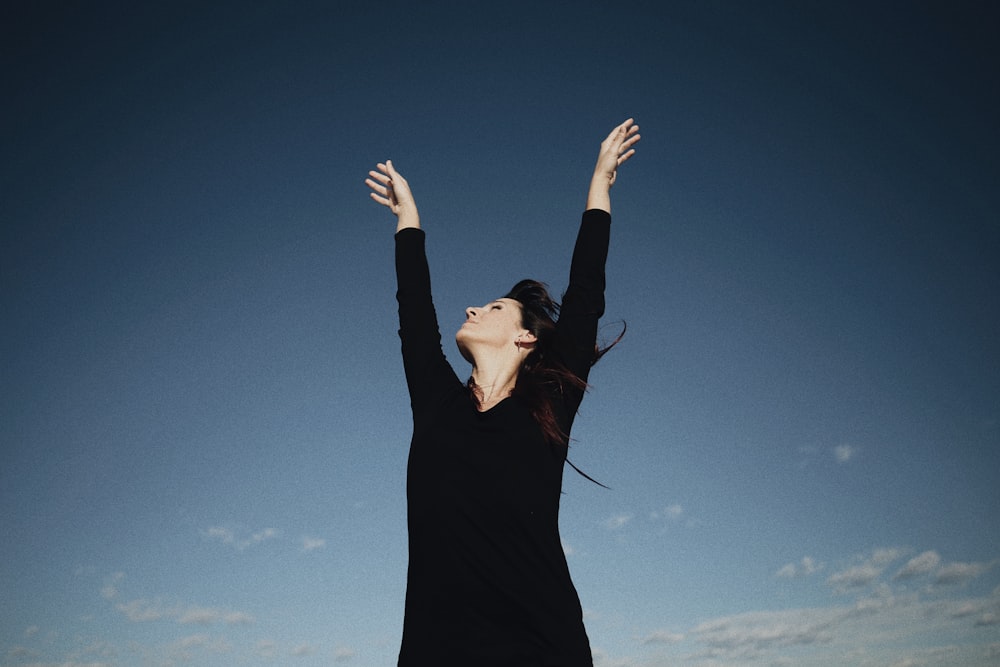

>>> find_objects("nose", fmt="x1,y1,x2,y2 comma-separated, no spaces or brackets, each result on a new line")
465,306,477,319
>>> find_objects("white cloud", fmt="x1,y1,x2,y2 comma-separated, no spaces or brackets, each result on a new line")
650,504,684,521
301,536,326,552
168,633,232,659
115,599,253,627
683,592,1000,665
602,514,633,530
871,548,905,566
562,540,575,557
178,607,220,625
827,548,904,593
776,556,823,579
248,527,277,546
291,643,317,656
223,611,254,625
895,550,941,580
658,544,1000,666
934,560,995,586
975,612,998,626
100,571,125,600
828,563,881,591
642,629,684,644
691,606,842,657
202,525,277,550
203,526,235,543
334,645,357,661
117,599,170,622
833,444,858,463
176,633,212,649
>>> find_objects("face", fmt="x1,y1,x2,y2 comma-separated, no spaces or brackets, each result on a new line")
455,298,532,361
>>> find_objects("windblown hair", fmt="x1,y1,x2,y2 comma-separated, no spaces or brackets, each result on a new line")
468,279,622,447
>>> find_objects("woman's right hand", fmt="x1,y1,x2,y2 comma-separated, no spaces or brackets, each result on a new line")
366,160,420,231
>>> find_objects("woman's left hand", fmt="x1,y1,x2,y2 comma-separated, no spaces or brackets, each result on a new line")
593,118,641,188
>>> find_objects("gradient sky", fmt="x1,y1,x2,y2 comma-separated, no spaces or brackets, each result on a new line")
2,2,998,666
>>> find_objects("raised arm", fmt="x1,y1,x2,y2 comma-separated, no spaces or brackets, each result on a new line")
365,160,463,414
366,160,421,233
586,118,641,214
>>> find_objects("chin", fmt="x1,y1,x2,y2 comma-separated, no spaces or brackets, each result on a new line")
455,331,473,362
455,342,474,364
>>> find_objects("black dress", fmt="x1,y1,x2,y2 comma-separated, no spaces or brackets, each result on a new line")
394,209,610,667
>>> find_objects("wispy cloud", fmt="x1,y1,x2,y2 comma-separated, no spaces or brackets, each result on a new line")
895,550,941,580
334,645,357,661
223,611,255,625
650,504,683,521
833,444,858,463
168,633,233,660
202,526,277,551
684,590,1000,665
691,606,843,657
101,571,125,600
827,548,904,593
776,556,823,579
301,536,326,552
934,560,997,586
642,629,684,644
602,513,633,530
178,607,254,626
612,546,1000,666
117,598,170,622
116,599,253,626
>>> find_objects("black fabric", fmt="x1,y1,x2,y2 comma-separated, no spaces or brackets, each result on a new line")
393,209,610,667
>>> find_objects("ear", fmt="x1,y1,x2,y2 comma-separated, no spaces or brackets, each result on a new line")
517,330,537,346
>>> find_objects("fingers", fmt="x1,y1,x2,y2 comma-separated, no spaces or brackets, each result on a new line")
619,131,641,158
617,148,636,167
607,118,636,142
366,160,413,215
365,173,390,196
366,163,396,209
369,191,391,206
615,121,640,165
369,162,391,182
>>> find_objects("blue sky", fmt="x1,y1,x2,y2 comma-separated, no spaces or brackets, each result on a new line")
2,2,998,666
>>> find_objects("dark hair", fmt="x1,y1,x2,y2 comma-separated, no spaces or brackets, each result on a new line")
467,279,622,448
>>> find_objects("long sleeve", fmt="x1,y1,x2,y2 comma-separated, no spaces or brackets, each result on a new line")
555,208,611,416
394,228,462,417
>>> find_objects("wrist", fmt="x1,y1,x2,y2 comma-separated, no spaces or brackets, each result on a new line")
586,187,611,214
395,208,420,232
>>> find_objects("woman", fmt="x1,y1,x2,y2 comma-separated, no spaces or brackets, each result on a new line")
365,119,640,667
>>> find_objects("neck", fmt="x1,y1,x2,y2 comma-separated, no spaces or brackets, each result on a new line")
469,353,522,411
